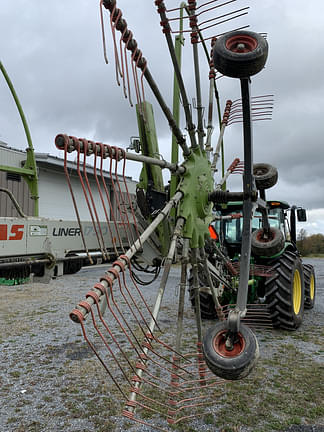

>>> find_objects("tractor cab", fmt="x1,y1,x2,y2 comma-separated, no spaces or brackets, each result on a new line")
213,201,306,258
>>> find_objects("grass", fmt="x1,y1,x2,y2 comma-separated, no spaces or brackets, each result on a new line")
1,270,323,432
105,328,323,432
211,344,324,432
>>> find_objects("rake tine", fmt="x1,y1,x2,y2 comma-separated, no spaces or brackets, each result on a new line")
99,0,109,64
70,191,183,323
175,238,190,354
124,217,185,416
62,136,92,264
72,309,127,399
81,139,108,260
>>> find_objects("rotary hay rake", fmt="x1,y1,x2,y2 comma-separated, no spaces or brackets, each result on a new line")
57,0,275,429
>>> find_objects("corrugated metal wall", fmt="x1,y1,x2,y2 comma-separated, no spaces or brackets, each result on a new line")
37,167,114,220
0,171,35,216
0,147,137,220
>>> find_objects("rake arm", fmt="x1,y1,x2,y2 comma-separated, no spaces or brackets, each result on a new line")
155,1,198,150
55,134,185,174
100,0,191,157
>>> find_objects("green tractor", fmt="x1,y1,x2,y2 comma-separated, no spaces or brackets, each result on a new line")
189,163,316,330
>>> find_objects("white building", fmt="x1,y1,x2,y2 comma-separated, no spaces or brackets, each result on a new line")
0,142,137,220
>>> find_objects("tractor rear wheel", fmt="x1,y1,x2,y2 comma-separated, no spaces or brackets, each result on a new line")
203,321,259,380
188,268,218,320
303,264,316,309
265,251,305,329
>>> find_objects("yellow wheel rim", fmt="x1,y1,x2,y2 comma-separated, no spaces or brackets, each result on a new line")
309,274,315,301
293,269,302,315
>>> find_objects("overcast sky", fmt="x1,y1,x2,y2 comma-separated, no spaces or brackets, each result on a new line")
1,0,323,234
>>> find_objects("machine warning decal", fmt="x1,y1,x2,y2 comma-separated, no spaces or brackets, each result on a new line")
30,225,48,236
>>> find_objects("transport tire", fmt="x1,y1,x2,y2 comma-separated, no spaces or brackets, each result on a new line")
303,264,316,309
203,321,259,380
253,163,278,190
265,251,305,329
212,30,268,78
251,227,285,257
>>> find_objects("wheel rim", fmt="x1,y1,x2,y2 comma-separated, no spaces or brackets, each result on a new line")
254,167,268,176
255,229,274,243
293,269,302,315
225,35,258,53
309,274,315,300
212,330,245,358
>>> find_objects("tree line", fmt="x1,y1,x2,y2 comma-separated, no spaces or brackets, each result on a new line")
297,229,324,256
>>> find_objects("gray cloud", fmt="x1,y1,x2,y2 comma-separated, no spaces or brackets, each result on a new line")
1,0,324,229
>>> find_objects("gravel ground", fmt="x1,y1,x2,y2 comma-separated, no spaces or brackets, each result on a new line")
0,258,323,432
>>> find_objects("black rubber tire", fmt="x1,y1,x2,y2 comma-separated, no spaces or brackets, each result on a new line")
265,251,305,330
63,258,83,275
212,30,268,78
253,163,278,190
188,268,218,320
203,321,259,380
251,227,285,257
303,264,316,309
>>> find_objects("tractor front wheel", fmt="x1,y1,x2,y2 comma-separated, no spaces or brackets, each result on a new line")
203,321,259,380
265,251,305,329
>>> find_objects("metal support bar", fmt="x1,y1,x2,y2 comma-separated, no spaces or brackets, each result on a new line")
229,78,255,330
211,123,226,172
205,78,215,156
191,248,203,343
0,165,35,176
170,3,186,222
200,248,225,320
0,61,39,216
190,12,205,150
0,258,50,270
191,17,224,173
206,256,232,290
175,238,189,353
259,207,270,235
156,2,198,150
216,170,233,190
257,191,270,235
127,151,185,174
143,68,191,157
0,187,27,218
0,254,86,271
